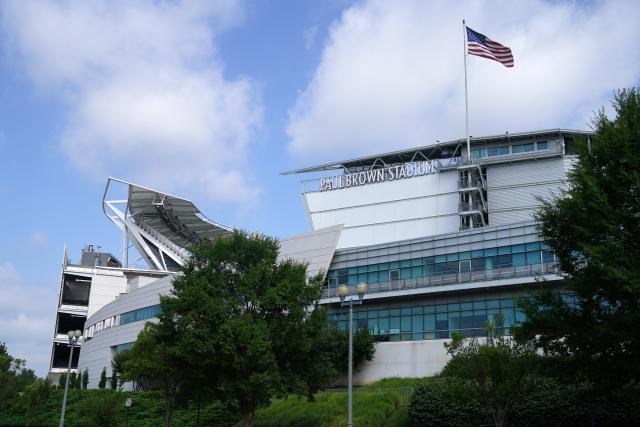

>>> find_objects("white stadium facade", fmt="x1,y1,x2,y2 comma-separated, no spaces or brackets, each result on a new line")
48,129,590,387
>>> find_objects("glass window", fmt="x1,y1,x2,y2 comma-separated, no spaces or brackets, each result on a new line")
449,312,461,330
357,266,368,273
497,254,512,267
368,319,379,335
389,317,400,334
460,311,474,329
474,310,487,328
424,264,434,276
486,300,500,309
459,251,471,260
400,268,412,279
348,275,358,285
412,306,423,315
484,247,497,256
389,309,400,317
368,271,379,283
389,261,399,269
471,249,484,258
499,146,509,155
435,313,448,331
379,318,389,334
446,261,459,273
411,258,423,267
378,309,389,318
400,260,411,268
446,253,459,262
436,304,447,313
424,256,434,264
435,255,446,263
511,244,525,253
400,307,412,316
498,246,511,255
512,144,523,154
526,242,540,251
512,252,526,266
542,250,555,263
537,141,548,150
412,315,423,332
424,314,435,330
411,266,423,278
401,316,411,332
460,302,473,311
526,251,541,265
448,303,460,311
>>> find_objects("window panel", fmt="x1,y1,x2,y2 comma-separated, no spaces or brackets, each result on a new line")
424,314,435,330
412,315,423,332
537,141,548,150
401,316,411,332
389,317,400,334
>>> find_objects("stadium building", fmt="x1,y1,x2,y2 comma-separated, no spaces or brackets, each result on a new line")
49,129,590,387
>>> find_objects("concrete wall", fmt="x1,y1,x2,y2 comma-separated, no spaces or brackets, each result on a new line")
354,340,450,384
305,171,459,249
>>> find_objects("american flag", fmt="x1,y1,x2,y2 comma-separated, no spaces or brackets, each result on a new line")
466,27,514,68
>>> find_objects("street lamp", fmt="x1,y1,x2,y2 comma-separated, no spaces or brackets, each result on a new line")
59,329,82,427
337,282,368,427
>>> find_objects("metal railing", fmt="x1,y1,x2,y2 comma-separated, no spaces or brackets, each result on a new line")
322,262,559,299
458,201,486,212
458,178,485,189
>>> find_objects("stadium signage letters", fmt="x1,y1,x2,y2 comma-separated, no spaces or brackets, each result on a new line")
319,160,440,192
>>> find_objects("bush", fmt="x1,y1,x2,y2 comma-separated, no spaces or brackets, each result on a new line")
409,376,640,427
254,391,403,427
408,377,489,427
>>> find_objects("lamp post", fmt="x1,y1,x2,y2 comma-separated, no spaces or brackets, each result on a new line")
337,282,368,427
59,329,82,427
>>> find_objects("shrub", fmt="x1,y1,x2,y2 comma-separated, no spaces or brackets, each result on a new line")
408,377,490,427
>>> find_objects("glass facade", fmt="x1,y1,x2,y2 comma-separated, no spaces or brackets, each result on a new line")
327,242,555,287
472,140,550,159
329,297,525,342
115,342,134,353
120,305,161,325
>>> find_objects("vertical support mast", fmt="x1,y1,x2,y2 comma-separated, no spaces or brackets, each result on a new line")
463,19,471,161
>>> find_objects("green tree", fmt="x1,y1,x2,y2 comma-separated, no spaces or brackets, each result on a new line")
98,367,107,389
24,379,51,425
515,88,640,390
441,316,539,427
82,369,89,389
122,230,373,427
58,372,67,389
109,361,118,390
118,328,189,426
69,372,76,390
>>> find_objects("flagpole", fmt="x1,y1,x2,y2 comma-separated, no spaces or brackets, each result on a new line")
463,19,471,162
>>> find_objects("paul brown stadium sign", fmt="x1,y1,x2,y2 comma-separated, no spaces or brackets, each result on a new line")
319,160,444,192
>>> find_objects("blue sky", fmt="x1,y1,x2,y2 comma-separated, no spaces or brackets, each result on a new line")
0,0,638,376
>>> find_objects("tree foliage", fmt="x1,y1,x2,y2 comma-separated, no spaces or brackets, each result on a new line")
98,367,107,389
0,342,36,403
82,369,89,390
440,316,540,427
515,88,640,390
119,230,375,426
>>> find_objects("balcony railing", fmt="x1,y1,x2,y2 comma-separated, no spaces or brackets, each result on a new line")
458,178,485,189
458,201,486,212
322,262,559,299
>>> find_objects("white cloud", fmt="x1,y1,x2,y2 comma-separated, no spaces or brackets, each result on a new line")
0,262,57,376
287,0,640,161
1,0,262,203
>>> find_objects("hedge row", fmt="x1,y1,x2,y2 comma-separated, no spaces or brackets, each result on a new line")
408,377,640,427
